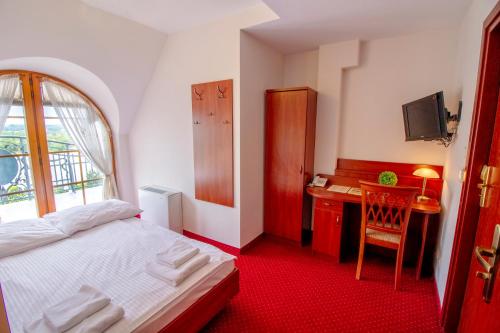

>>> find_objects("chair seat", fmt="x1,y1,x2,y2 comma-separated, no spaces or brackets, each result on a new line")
366,227,401,244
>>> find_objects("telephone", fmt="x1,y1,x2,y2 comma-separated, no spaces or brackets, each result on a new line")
310,176,328,187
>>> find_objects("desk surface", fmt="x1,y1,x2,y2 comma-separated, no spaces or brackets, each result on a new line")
306,186,441,214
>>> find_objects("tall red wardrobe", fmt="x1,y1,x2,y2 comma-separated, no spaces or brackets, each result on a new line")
264,87,317,243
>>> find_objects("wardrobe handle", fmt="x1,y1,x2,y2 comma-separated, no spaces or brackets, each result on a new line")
336,216,340,225
299,165,303,174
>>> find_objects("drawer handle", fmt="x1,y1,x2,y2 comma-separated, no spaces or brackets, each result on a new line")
323,202,331,206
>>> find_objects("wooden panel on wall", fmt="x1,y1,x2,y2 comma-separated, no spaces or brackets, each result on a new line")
192,79,234,207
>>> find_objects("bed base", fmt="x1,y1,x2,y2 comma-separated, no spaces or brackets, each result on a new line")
0,268,239,333
159,268,239,333
0,285,9,333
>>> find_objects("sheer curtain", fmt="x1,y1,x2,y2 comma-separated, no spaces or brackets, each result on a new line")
0,74,19,133
42,79,118,199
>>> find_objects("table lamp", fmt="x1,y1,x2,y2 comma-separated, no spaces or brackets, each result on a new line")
413,168,440,201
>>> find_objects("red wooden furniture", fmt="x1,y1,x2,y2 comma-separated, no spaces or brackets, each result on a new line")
0,286,8,333
355,181,419,290
264,87,317,243
191,79,234,207
312,198,344,262
308,159,442,278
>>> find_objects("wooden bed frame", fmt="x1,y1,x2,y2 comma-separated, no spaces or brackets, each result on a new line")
0,268,239,333
0,285,9,333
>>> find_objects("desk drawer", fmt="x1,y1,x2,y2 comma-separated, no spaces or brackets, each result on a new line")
315,198,343,211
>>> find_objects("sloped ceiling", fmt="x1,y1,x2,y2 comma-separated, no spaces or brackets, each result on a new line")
81,0,472,53
81,0,263,34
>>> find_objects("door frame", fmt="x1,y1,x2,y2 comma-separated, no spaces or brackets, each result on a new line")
441,2,500,332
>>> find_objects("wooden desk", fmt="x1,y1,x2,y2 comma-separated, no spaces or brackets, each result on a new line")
306,185,441,279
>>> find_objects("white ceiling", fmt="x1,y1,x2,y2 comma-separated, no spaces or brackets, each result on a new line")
81,0,262,34
249,0,472,53
81,0,472,54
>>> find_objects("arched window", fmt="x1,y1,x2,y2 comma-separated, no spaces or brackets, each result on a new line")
0,71,117,222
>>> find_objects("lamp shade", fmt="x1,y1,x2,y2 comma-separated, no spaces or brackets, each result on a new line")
413,168,440,179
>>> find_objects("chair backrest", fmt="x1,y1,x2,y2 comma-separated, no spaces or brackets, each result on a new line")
359,181,419,235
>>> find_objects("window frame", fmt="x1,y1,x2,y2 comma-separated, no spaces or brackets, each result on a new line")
0,70,115,217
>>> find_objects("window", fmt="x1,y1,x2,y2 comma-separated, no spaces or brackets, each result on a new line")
0,71,116,223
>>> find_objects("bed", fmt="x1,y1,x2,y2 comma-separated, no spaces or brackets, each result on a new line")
0,217,239,333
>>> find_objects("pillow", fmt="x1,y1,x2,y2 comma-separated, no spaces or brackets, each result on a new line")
43,199,142,235
0,219,67,258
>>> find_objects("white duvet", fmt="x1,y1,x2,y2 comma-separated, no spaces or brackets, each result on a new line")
0,218,234,333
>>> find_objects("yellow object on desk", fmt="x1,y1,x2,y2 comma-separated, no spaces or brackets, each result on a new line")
413,167,440,201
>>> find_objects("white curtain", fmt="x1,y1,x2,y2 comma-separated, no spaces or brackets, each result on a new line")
0,74,19,133
42,79,118,199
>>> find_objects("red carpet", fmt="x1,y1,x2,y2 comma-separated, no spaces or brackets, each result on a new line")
201,237,442,333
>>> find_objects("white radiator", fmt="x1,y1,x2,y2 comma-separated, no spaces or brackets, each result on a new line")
138,185,183,233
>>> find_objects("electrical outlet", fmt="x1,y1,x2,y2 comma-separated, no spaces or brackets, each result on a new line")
459,169,467,182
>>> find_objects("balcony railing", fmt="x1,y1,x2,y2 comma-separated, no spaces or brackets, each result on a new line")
0,136,103,204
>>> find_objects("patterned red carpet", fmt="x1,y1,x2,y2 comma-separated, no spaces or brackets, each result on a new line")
202,237,442,333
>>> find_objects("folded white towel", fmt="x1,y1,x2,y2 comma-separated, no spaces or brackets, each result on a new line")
146,253,210,286
73,303,124,333
156,240,200,268
24,318,52,333
43,285,110,332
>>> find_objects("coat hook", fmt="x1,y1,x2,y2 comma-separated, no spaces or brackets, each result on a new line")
217,85,226,98
194,88,203,100
209,112,215,116
222,120,231,124
193,120,201,125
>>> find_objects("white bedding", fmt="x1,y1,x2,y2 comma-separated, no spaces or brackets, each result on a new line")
0,219,67,259
0,218,235,333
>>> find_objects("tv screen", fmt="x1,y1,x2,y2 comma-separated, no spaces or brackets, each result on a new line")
402,91,447,141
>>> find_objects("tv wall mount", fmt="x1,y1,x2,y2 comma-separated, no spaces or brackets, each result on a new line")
438,100,462,147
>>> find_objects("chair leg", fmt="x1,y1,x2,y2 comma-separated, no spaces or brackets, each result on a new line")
355,239,365,280
394,246,404,290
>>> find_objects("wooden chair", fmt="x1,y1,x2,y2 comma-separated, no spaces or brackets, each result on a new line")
355,181,419,290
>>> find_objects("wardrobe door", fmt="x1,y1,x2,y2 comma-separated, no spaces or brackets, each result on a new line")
264,90,308,242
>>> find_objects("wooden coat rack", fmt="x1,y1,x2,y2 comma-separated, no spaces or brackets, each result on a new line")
191,79,234,207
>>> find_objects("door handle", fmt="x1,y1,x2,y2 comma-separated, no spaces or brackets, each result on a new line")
474,224,500,303
478,165,498,207
475,246,494,275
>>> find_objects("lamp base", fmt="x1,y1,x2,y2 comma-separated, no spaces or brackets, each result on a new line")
417,195,431,202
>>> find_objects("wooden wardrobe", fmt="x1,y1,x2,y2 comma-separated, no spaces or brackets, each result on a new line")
264,87,317,243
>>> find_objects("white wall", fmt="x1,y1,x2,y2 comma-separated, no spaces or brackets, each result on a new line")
283,50,318,90
315,40,361,174
0,0,166,203
282,30,460,174
129,4,277,248
434,0,498,303
340,30,459,165
240,31,284,247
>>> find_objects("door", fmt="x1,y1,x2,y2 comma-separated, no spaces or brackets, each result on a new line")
264,90,308,242
458,91,500,332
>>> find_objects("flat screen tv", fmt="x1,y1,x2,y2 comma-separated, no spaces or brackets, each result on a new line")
402,91,448,141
